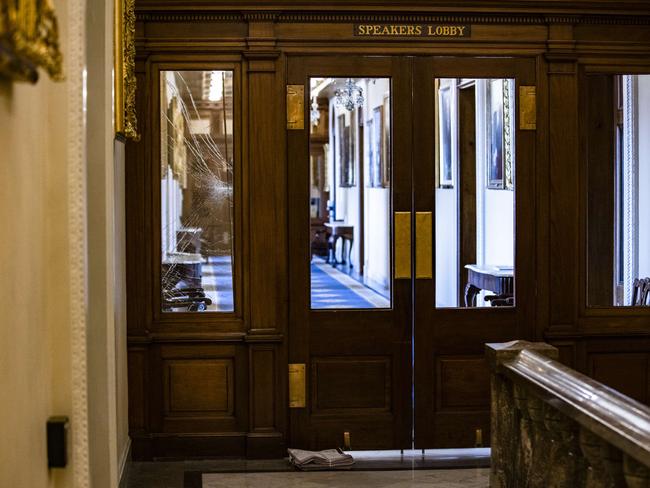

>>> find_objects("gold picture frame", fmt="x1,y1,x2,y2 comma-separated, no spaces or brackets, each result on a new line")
115,0,139,140
0,0,64,83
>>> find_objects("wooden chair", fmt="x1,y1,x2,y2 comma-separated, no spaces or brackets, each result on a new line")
631,278,650,306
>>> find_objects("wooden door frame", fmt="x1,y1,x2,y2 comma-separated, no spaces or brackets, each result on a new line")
287,55,413,450
412,56,538,448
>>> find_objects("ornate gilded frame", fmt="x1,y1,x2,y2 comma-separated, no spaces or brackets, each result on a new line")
115,0,139,140
0,0,64,83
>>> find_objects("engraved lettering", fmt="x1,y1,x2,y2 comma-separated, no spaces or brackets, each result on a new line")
354,23,470,38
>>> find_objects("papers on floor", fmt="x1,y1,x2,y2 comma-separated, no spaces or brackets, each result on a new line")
287,448,355,471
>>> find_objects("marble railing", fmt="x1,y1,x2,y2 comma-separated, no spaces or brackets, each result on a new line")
486,340,650,488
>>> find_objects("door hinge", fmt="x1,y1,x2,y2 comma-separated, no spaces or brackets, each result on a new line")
519,86,536,130
286,84,305,130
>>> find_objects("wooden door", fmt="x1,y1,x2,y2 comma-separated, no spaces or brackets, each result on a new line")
288,56,413,450
412,57,537,448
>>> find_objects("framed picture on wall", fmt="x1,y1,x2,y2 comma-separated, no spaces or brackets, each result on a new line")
382,94,391,187
366,117,374,186
504,80,514,190
369,106,385,187
338,114,354,187
487,79,506,189
436,80,457,188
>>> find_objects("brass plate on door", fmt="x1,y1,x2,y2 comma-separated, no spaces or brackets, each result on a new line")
286,85,305,130
519,86,536,130
395,212,411,279
415,212,432,279
288,363,306,408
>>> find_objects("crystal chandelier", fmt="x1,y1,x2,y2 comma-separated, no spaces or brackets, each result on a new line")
335,78,364,111
310,97,321,126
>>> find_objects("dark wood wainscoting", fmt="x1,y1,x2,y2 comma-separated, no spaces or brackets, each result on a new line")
126,0,650,459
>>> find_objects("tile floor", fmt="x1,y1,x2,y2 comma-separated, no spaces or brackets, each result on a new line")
199,468,489,487
121,450,490,488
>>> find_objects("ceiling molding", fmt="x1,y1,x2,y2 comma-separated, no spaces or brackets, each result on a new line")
136,11,650,26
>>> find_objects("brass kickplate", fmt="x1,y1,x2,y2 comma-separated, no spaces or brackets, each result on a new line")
519,85,536,130
286,85,305,130
288,363,306,408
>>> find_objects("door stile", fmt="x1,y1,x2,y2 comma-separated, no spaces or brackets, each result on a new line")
287,56,414,450
412,57,538,448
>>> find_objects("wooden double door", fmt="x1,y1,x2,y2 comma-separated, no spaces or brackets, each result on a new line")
288,55,536,450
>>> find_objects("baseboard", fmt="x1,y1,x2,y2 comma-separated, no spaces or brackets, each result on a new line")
118,438,131,487
130,433,248,460
246,432,285,459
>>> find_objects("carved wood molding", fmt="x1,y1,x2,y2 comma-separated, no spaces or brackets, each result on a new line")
136,11,650,26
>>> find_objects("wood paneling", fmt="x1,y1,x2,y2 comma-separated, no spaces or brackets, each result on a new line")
437,356,490,410
585,75,615,307
549,59,579,327
164,359,233,415
312,357,391,413
589,352,648,403
250,347,276,430
127,348,148,431
126,2,650,459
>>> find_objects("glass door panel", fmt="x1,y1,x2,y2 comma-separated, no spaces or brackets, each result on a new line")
434,78,516,309
309,77,392,310
413,57,536,449
288,56,412,451
159,70,235,313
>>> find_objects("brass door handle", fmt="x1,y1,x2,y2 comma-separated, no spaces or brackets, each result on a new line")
395,212,411,279
415,212,432,279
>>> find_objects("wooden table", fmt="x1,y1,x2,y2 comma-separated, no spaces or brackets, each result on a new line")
464,264,514,307
324,222,354,267
176,227,202,254
162,252,204,289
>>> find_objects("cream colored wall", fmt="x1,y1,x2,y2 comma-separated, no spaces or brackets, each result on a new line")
0,2,75,487
0,0,129,485
86,0,130,485
114,140,130,481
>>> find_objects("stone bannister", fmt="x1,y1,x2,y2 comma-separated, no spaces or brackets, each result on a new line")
487,340,650,488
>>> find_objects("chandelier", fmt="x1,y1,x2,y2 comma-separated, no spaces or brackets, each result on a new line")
335,78,364,111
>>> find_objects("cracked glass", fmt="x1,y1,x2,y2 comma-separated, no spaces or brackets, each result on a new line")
160,70,235,312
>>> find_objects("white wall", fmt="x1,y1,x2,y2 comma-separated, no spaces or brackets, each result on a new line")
329,78,391,296
637,76,650,277
483,190,515,266
435,188,459,307
86,0,130,485
435,78,515,308
363,79,391,294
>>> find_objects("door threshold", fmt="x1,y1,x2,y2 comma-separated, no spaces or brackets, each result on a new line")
340,448,490,470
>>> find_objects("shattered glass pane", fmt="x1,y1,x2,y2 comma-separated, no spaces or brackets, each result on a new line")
160,70,235,312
